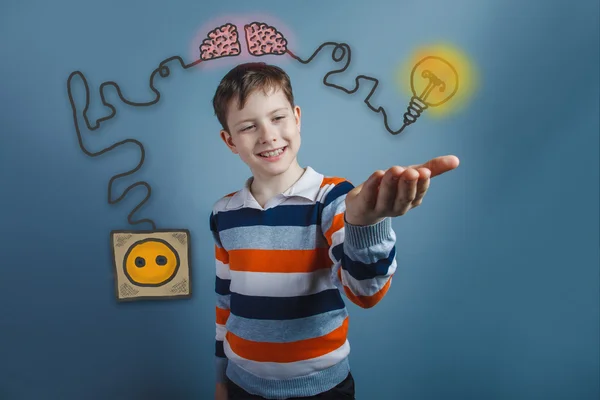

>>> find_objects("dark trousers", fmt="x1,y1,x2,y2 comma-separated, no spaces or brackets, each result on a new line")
227,372,355,399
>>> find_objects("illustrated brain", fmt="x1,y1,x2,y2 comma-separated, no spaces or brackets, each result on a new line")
200,23,242,61
244,22,288,56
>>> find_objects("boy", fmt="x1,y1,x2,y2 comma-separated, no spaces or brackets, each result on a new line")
210,62,459,399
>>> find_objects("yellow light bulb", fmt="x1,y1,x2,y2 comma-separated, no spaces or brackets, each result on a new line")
411,56,459,106
394,56,459,134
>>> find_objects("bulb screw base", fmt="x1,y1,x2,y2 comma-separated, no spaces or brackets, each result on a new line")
403,96,428,126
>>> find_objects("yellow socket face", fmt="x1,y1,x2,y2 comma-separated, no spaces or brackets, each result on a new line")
123,239,180,286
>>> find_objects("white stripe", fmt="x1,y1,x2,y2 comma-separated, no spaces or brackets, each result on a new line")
342,233,396,263
314,182,337,204
339,258,397,296
224,338,350,379
216,259,230,280
229,269,336,297
321,196,346,234
280,196,319,206
216,323,227,340
330,227,344,246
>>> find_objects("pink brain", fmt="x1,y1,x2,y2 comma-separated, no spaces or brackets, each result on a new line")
244,22,288,56
200,23,241,60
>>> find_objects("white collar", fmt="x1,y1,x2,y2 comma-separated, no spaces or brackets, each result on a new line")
224,166,323,210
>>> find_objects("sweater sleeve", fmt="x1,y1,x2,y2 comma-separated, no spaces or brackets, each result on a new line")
320,180,397,308
210,210,230,383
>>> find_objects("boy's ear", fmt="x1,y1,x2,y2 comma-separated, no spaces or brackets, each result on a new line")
294,105,301,132
220,130,239,154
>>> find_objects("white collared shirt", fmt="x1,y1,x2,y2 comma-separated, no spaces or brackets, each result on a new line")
223,166,325,211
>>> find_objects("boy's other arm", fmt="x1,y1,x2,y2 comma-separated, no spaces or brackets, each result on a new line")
321,180,397,309
210,211,230,385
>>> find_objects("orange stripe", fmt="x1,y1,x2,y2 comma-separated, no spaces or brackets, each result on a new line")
320,177,346,187
324,212,345,245
216,307,230,325
228,248,332,273
215,245,229,264
226,317,349,363
225,191,238,197
338,268,393,309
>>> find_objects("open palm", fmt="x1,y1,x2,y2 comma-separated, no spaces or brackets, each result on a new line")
344,155,460,226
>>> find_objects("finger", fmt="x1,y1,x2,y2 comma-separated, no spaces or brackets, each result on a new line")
394,168,419,215
376,167,404,214
358,170,385,209
411,155,460,178
412,168,431,207
417,167,431,180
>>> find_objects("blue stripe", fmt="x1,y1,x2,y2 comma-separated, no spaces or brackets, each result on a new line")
333,244,396,280
209,211,217,232
215,340,225,357
226,309,348,342
217,205,321,231
332,243,343,261
215,276,230,296
230,289,345,320
322,181,353,209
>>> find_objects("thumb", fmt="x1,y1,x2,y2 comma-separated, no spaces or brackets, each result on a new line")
347,182,363,198
349,170,384,204
344,186,361,207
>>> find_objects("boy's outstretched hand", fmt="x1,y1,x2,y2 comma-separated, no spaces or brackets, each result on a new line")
344,155,460,226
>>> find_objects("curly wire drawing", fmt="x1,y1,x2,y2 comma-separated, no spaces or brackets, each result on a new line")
286,42,411,135
67,57,203,231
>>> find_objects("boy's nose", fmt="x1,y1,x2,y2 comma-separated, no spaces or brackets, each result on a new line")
259,126,278,143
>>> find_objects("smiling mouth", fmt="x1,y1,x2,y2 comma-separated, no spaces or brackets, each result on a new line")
257,146,287,158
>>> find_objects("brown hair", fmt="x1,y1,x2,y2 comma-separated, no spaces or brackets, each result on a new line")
212,62,295,132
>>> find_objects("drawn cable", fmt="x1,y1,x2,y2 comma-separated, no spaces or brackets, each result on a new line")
287,42,409,135
66,57,202,230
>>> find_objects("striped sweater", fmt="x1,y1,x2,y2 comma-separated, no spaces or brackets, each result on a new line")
210,166,397,399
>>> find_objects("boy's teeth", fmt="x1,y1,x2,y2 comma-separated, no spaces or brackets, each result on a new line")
260,148,284,157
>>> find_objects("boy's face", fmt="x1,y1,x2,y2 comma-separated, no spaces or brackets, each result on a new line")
220,88,301,180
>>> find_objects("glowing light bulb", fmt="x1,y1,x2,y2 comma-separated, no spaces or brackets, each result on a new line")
395,56,459,134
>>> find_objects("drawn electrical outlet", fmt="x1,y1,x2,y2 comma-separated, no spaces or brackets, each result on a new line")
110,229,192,302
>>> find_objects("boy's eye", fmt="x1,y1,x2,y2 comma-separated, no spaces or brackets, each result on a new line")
241,125,255,132
273,116,285,121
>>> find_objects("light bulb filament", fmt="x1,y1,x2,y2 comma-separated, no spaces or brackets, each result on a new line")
419,70,446,102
